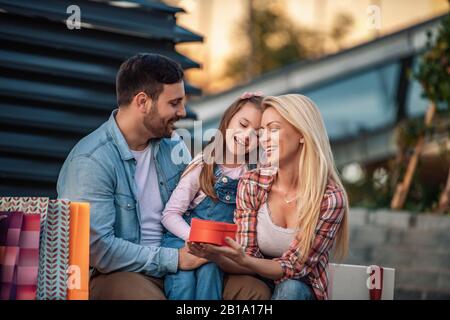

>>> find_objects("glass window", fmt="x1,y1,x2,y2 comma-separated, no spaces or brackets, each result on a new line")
302,62,400,141
407,57,431,117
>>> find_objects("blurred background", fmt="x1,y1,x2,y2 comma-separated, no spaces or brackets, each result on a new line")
173,0,448,93
0,0,449,299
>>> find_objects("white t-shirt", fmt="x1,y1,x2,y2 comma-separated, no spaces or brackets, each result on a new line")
131,145,164,247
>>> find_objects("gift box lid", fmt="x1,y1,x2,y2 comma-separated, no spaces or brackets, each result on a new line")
190,218,237,232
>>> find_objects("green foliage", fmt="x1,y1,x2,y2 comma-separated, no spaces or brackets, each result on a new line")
415,11,450,109
340,11,450,213
343,170,392,210
224,0,353,83
343,157,449,213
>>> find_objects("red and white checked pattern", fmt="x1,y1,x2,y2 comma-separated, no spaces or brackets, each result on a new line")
235,168,347,300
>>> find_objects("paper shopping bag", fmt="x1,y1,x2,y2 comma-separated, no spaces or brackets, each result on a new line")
36,199,70,300
67,202,90,300
16,213,41,300
0,212,41,300
0,211,23,300
0,197,48,227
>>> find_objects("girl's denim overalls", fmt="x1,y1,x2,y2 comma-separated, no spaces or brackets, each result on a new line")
161,165,239,300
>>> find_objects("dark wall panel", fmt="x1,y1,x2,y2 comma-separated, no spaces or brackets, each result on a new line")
0,0,202,197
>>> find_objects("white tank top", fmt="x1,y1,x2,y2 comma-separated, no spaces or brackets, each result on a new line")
256,202,297,258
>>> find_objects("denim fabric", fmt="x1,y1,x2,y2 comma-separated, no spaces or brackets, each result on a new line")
162,165,239,299
161,165,238,249
271,279,315,300
57,110,191,277
164,263,224,300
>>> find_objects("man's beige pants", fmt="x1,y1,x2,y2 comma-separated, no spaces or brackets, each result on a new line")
90,272,271,300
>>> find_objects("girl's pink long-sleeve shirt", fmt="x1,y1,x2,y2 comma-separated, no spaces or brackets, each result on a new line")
161,163,246,241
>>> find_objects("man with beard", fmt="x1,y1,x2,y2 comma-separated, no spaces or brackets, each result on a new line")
57,54,270,300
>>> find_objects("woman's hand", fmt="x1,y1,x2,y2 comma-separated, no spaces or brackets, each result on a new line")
186,241,216,260
188,239,284,280
189,237,250,267
187,240,257,275
220,237,250,266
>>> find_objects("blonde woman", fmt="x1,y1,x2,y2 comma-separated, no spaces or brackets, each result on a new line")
188,94,349,300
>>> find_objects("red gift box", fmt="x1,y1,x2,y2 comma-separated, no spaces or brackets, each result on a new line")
188,218,237,246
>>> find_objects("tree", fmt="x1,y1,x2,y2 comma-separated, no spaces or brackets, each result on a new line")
390,10,450,213
330,13,355,50
223,0,353,84
414,10,450,212
415,11,450,109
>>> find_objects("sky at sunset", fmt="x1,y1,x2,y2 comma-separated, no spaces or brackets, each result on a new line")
165,0,449,94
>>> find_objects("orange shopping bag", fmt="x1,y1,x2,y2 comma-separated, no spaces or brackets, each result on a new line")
67,202,90,300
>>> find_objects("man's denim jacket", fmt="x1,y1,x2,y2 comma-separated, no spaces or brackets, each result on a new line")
57,110,191,277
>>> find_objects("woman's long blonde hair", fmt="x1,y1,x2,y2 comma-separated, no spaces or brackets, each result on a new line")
262,94,349,262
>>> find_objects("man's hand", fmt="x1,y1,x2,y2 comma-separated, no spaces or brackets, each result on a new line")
178,245,208,270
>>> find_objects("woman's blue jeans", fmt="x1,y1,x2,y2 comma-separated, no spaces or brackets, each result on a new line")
271,279,315,300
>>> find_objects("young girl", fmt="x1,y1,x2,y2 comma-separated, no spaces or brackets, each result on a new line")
160,92,264,300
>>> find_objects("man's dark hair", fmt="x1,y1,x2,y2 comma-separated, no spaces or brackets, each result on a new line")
116,53,184,107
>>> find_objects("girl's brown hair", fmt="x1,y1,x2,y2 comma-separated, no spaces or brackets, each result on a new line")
183,95,263,201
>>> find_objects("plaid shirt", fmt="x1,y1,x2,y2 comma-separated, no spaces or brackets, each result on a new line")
234,167,346,300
